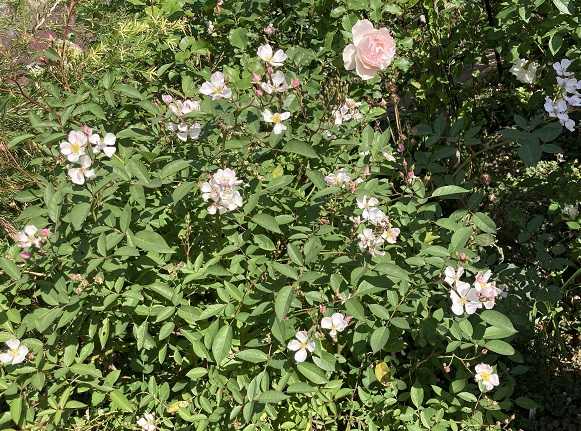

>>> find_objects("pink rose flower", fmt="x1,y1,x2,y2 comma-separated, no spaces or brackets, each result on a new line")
343,20,396,80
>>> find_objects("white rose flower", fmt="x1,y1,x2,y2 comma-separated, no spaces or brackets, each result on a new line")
287,330,315,363
60,130,88,162
68,155,96,185
137,413,156,431
0,339,29,365
257,44,287,67
199,72,232,100
474,363,500,392
262,110,290,135
90,132,117,158
321,313,349,340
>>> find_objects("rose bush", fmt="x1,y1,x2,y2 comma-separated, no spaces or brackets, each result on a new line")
1,0,579,430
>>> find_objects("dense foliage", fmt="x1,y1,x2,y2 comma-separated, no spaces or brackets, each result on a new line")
0,0,579,430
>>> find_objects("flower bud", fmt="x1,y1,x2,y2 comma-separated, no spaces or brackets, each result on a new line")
161,94,173,105
291,78,300,89
319,304,327,314
81,125,92,136
254,88,263,97
19,251,31,260
40,228,50,238
251,72,261,84
263,23,276,35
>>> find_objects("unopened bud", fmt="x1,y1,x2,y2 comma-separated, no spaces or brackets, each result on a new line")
291,78,300,89
319,304,327,314
255,88,263,97
161,94,173,104
251,72,261,84
19,251,31,260
81,125,92,136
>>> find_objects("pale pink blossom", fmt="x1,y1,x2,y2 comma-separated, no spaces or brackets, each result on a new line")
358,228,385,256
200,168,244,214
59,130,87,162
450,281,481,315
257,44,287,67
89,132,117,158
382,227,400,244
199,72,232,100
474,363,500,392
167,122,202,141
68,155,96,185
343,19,396,80
260,71,288,94
137,413,156,431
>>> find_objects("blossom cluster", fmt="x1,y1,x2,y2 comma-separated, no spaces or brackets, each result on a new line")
445,267,505,316
161,95,202,141
200,168,244,215
59,128,116,185
355,195,400,256
544,59,580,131
287,313,350,362
16,224,49,260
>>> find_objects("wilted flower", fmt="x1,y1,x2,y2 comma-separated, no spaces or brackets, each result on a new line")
343,19,396,80
358,228,385,256
257,44,287,67
333,98,362,125
321,313,349,340
262,110,290,135
287,330,315,363
199,72,232,100
324,169,352,187
89,132,117,158
68,155,96,185
260,71,288,94
509,59,539,84
200,168,244,215
382,227,400,244
563,203,579,218
474,363,500,392
167,122,202,141
137,413,156,431
16,225,43,249
60,130,88,162
0,339,29,365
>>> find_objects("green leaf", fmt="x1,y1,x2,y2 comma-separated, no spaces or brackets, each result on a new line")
283,141,319,159
431,185,470,198
134,230,173,253
229,28,249,49
186,367,208,380
0,258,21,281
270,262,299,280
274,285,295,320
256,391,288,403
109,390,135,412
10,396,22,425
473,212,496,234
450,227,472,251
552,0,571,14
211,324,233,365
252,213,282,234
237,349,269,363
114,84,144,99
70,203,91,231
370,327,390,353
69,363,102,378
410,385,424,408
160,160,190,179
480,310,516,332
484,340,515,356
297,362,327,385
